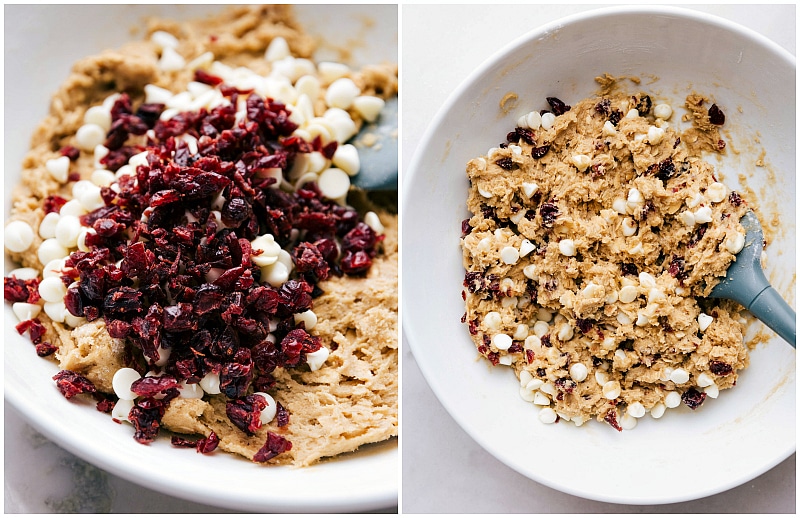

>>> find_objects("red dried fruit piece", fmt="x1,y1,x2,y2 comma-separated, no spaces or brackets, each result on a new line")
130,375,180,398
728,191,745,207
531,144,551,159
129,397,168,444
16,318,47,344
635,94,652,115
59,145,81,161
495,156,514,170
194,69,224,86
226,393,267,435
253,431,292,462
709,360,733,376
539,201,559,228
604,409,622,431
171,436,198,448
35,342,58,357
280,328,322,367
708,104,725,125
681,388,707,409
53,370,97,399
291,241,330,281
546,97,571,116
196,431,220,453
276,402,290,427
4,276,40,303
43,195,68,214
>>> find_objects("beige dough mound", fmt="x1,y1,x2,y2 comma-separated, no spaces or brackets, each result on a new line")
461,78,750,430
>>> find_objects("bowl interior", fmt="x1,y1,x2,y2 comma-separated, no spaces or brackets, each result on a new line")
4,4,398,513
404,6,795,504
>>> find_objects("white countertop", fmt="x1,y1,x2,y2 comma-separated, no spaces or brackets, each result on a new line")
400,3,795,514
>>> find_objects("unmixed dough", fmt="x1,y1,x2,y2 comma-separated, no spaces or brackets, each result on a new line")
461,76,750,430
6,5,397,465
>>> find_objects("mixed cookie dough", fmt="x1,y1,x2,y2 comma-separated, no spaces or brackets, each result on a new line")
5,5,397,465
461,77,750,430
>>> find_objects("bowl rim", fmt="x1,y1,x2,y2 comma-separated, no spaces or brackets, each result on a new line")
402,4,796,505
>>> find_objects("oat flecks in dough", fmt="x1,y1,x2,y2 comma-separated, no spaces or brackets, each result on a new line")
461,83,750,429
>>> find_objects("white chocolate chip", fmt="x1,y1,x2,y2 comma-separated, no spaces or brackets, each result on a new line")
570,154,591,172
569,363,588,382
540,112,556,130
626,188,644,213
12,302,42,322
521,182,539,199
618,285,639,304
112,399,135,422
112,368,142,400
647,126,665,145
75,124,106,152
317,168,350,201
538,407,558,423
159,46,186,72
669,368,690,384
621,217,638,236
265,36,290,61
484,311,502,330
704,383,720,398
500,246,520,265
306,347,330,372
612,198,628,215
654,103,673,120
724,231,745,254
492,333,513,351
602,120,617,136
37,238,70,266
352,95,385,123
621,412,638,430
331,143,360,176
45,156,71,183
557,323,574,341
519,239,535,257
602,380,621,400
706,182,727,203
697,372,715,387
625,108,639,119
693,206,713,224
698,312,714,331
4,221,35,253
517,111,542,130
628,401,646,418
325,78,360,109
678,210,696,227
665,391,681,408
558,239,576,257
650,402,667,418
199,371,221,395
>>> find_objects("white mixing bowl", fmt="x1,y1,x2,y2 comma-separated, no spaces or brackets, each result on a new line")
404,5,795,504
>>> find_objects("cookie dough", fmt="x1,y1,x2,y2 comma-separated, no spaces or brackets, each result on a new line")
461,78,750,430
5,5,397,465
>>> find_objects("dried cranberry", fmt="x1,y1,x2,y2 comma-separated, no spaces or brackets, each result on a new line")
709,360,733,376
539,201,559,228
276,402,290,427
681,388,706,409
43,195,68,214
635,95,652,115
253,432,292,462
60,145,81,161
226,393,267,435
728,191,744,207
546,97,571,116
129,397,167,444
130,375,180,398
495,156,514,170
708,104,725,125
620,263,638,276
35,342,58,357
604,409,622,431
531,144,551,159
4,276,39,303
53,370,97,399
196,431,220,453
595,98,611,116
